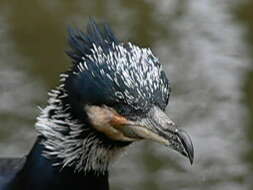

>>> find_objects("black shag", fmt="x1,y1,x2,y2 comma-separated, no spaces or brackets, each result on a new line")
0,20,194,190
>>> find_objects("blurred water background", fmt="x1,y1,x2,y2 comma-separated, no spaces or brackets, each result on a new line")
0,0,253,190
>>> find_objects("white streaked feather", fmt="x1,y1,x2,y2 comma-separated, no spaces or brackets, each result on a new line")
74,42,169,107
35,87,123,173
35,40,169,174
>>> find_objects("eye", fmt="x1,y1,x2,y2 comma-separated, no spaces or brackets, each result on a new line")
110,103,147,121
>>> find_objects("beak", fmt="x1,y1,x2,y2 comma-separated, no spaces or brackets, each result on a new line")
121,106,194,164
86,105,194,164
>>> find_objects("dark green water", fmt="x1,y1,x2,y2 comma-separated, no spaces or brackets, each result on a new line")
0,0,253,189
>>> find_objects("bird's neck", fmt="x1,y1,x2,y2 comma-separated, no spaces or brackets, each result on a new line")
7,138,109,190
35,102,127,173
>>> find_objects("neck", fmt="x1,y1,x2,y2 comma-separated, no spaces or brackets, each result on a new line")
35,88,124,173
6,138,109,190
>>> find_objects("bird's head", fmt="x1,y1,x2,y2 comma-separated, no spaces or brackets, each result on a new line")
36,20,194,173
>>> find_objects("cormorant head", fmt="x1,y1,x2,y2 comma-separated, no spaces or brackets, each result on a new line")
36,19,194,173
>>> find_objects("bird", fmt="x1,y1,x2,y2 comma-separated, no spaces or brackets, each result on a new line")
0,19,194,190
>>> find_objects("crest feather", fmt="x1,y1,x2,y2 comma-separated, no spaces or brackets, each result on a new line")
66,19,119,64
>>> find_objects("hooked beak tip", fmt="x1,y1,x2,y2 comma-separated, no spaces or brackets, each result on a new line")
176,129,194,165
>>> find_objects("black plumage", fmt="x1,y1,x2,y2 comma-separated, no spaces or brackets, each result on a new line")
1,139,109,190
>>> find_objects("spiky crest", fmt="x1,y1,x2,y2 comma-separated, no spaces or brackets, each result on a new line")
66,19,119,65
35,19,171,173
